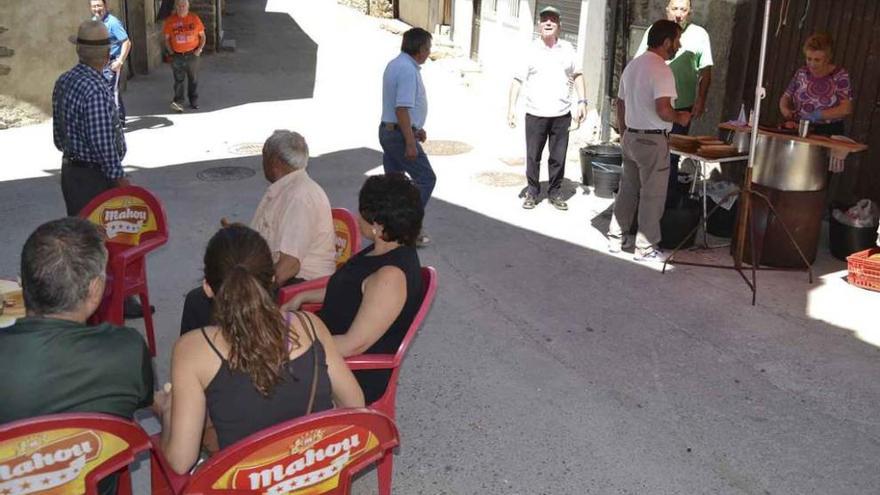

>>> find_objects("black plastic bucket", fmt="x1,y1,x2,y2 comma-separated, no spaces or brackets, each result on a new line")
829,216,878,261
706,197,739,238
592,162,622,198
660,197,701,249
581,144,622,187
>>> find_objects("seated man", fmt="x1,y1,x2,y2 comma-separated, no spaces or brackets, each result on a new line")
0,217,154,422
180,130,337,333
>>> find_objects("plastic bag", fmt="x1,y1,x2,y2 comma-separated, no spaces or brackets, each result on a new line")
704,181,740,211
832,199,880,228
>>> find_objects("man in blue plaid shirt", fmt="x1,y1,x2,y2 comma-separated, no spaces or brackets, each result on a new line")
53,20,129,217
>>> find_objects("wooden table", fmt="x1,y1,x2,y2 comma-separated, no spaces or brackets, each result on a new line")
718,123,868,153
0,279,25,328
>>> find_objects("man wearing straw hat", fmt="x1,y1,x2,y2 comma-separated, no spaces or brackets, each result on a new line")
53,19,128,218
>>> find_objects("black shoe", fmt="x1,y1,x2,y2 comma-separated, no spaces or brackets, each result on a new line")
189,102,199,110
123,297,155,319
522,194,537,210
549,196,568,211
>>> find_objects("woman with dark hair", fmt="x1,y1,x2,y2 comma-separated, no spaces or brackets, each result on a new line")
155,225,363,474
284,173,424,403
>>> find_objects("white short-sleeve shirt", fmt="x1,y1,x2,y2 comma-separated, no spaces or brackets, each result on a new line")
515,38,582,117
250,169,337,281
618,51,677,131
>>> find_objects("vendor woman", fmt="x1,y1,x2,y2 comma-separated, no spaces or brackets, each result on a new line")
779,33,853,137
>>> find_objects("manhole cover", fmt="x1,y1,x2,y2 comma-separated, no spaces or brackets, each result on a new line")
422,140,473,156
228,142,263,156
473,171,526,188
197,166,256,182
499,157,524,167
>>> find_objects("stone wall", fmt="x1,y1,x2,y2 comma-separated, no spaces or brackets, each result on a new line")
191,0,219,51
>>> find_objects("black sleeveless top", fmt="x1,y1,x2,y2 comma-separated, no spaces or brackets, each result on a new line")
317,245,422,403
201,315,334,449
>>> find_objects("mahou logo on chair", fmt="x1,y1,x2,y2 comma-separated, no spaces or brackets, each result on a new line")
213,425,379,494
86,196,158,245
0,429,127,495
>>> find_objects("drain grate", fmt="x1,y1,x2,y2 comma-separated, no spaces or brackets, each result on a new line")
197,166,256,182
473,171,526,188
228,142,263,156
498,157,524,167
422,140,473,156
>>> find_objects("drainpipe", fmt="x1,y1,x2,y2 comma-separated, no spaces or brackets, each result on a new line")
599,0,622,142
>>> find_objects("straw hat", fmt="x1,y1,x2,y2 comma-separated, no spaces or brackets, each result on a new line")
68,20,110,47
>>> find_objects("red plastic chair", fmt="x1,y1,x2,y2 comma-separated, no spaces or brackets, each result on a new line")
79,186,169,356
181,408,399,495
276,267,437,494
0,412,181,495
331,208,361,269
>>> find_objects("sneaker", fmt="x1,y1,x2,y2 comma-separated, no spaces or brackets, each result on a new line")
633,247,668,263
608,235,634,253
170,101,184,113
416,233,432,247
522,193,537,210
549,196,568,211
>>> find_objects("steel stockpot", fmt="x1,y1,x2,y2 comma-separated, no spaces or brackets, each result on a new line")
751,133,827,191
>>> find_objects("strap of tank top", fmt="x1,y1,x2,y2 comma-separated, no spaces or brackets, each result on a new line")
200,327,226,362
291,311,320,415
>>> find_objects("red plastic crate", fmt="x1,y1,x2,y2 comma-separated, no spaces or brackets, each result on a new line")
846,248,880,292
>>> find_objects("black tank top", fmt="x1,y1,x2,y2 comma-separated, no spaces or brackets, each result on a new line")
201,315,334,449
317,245,422,403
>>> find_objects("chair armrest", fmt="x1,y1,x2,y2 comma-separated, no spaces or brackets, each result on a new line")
109,236,168,267
345,354,397,370
277,276,330,305
301,303,324,313
148,434,190,495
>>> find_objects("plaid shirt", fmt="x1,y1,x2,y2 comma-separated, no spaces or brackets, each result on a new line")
53,63,126,180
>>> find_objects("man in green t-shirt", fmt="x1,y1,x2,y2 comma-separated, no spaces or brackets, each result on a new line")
0,218,154,424
636,0,713,204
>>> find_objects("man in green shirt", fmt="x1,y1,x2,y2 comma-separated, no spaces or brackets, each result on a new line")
636,0,713,204
0,218,154,424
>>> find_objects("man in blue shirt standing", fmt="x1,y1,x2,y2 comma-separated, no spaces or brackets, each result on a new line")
379,27,435,246
91,0,131,127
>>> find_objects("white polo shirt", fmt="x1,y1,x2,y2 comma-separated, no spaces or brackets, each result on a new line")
618,51,677,131
250,169,337,281
515,38,582,117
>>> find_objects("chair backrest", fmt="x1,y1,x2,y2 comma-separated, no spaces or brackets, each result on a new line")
390,266,437,369
182,409,399,495
78,186,169,253
331,208,361,268
0,413,152,495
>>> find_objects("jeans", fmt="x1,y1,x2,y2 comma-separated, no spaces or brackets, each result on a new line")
378,124,436,208
525,113,571,197
171,52,199,105
102,62,126,124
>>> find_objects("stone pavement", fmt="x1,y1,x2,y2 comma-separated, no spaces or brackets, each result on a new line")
1,1,879,493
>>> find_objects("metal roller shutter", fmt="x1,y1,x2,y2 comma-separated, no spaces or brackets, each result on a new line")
535,0,582,45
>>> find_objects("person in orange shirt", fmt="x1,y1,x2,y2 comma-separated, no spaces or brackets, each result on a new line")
163,0,205,112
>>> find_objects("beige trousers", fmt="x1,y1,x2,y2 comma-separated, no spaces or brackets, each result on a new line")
607,132,670,251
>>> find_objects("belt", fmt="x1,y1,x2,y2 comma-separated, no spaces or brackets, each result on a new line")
381,122,418,131
173,49,197,56
627,128,668,135
62,157,101,169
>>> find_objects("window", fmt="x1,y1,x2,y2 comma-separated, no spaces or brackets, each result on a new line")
508,0,520,18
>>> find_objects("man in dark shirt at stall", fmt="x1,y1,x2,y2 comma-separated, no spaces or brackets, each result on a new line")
0,217,154,423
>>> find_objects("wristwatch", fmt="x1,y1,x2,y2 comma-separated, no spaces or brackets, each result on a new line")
578,99,588,105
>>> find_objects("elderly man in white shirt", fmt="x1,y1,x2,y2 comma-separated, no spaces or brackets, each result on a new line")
507,5,587,211
179,130,336,334
607,20,691,262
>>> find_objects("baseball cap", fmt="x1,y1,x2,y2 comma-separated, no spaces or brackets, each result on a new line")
539,6,561,17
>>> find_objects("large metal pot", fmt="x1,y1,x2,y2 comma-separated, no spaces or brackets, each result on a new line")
751,133,828,191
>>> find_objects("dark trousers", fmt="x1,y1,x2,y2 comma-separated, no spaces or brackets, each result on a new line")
171,52,199,105
525,113,571,197
61,162,114,216
378,124,436,208
666,106,693,206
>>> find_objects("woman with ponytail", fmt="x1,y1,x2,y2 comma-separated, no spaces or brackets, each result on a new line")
155,225,363,474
